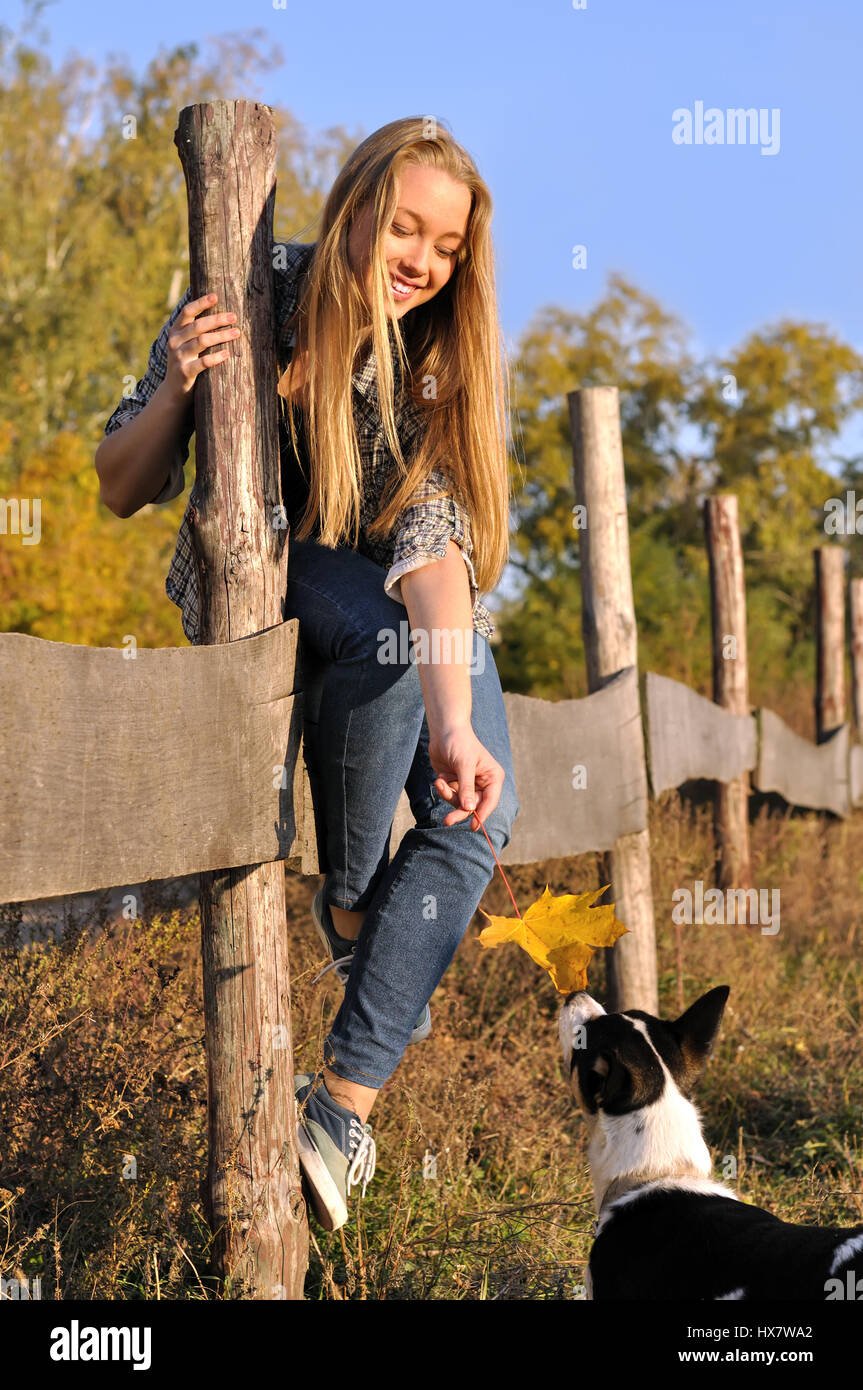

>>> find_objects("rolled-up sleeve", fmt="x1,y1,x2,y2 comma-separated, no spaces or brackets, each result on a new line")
384,465,479,608
102,288,194,505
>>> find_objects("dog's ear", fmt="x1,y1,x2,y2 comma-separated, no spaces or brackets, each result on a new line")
669,985,730,1082
593,1051,632,1111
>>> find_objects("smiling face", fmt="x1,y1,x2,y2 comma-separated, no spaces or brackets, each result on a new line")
347,162,472,319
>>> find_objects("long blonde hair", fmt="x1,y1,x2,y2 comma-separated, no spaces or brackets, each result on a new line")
279,116,511,597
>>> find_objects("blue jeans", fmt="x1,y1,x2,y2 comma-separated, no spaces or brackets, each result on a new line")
284,539,520,1088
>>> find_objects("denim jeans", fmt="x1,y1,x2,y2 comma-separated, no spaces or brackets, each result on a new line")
284,539,520,1088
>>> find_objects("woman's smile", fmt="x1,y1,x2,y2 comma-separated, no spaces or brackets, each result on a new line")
389,274,421,302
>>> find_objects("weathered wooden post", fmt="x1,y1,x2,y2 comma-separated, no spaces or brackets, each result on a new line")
850,578,863,739
703,496,752,892
814,547,845,744
568,385,658,1013
174,99,307,1298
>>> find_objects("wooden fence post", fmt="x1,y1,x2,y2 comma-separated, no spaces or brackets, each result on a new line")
174,100,307,1299
703,496,752,891
814,547,845,744
850,577,863,739
568,385,658,1013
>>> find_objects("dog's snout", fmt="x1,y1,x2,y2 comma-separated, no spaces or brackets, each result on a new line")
565,992,607,1023
558,992,607,1069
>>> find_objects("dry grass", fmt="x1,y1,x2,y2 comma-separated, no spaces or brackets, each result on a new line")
1,790,861,1300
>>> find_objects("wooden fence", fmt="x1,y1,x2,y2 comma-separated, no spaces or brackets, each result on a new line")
5,634,856,905
2,100,861,1300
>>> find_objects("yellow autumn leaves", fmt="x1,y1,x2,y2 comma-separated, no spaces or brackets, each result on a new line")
478,885,628,994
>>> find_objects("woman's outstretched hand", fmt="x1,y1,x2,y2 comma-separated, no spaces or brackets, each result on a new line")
428,723,505,829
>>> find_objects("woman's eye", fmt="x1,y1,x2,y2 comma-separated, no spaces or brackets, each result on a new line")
391,225,456,258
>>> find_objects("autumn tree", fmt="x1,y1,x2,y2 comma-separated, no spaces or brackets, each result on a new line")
0,6,356,645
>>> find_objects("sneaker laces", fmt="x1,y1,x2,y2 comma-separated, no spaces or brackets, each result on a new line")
346,1117,376,1198
311,953,354,986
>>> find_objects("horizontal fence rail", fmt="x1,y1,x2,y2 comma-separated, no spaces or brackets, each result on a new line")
5,627,861,909
0,623,308,903
756,710,851,817
645,671,861,816
645,671,757,795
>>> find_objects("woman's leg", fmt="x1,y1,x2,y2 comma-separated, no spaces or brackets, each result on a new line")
323,636,518,1097
285,540,519,1108
285,540,433,915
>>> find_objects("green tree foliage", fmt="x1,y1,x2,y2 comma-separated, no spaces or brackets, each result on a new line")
497,276,711,698
688,324,863,680
495,280,863,711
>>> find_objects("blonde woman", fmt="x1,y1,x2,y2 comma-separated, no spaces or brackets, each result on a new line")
97,117,519,1233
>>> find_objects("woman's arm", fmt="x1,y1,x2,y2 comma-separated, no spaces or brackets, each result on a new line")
95,293,239,518
400,540,504,828
400,539,473,730
96,380,194,517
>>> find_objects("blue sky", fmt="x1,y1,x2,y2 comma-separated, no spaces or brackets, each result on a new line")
20,0,863,442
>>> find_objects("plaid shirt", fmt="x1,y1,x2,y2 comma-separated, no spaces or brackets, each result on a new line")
103,240,495,645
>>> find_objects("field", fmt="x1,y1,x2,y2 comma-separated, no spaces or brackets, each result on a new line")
1,782,861,1300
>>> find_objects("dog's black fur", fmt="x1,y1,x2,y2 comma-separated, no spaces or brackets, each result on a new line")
559,987,863,1301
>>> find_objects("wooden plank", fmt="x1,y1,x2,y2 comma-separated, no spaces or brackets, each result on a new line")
850,741,863,809
297,738,321,876
569,384,657,1013
754,709,850,816
0,623,305,904
295,638,328,876
814,547,845,742
388,668,648,866
645,671,757,794
500,671,649,863
850,578,863,735
704,494,753,889
389,789,415,861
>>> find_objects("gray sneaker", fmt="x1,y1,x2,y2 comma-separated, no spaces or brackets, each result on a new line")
310,888,432,1043
294,1073,376,1231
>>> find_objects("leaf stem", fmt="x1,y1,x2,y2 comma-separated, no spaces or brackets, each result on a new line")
473,815,522,919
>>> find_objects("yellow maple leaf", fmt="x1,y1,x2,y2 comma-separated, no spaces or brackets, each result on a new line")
478,885,628,994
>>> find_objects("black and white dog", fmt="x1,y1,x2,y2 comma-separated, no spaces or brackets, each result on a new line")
558,985,863,1300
